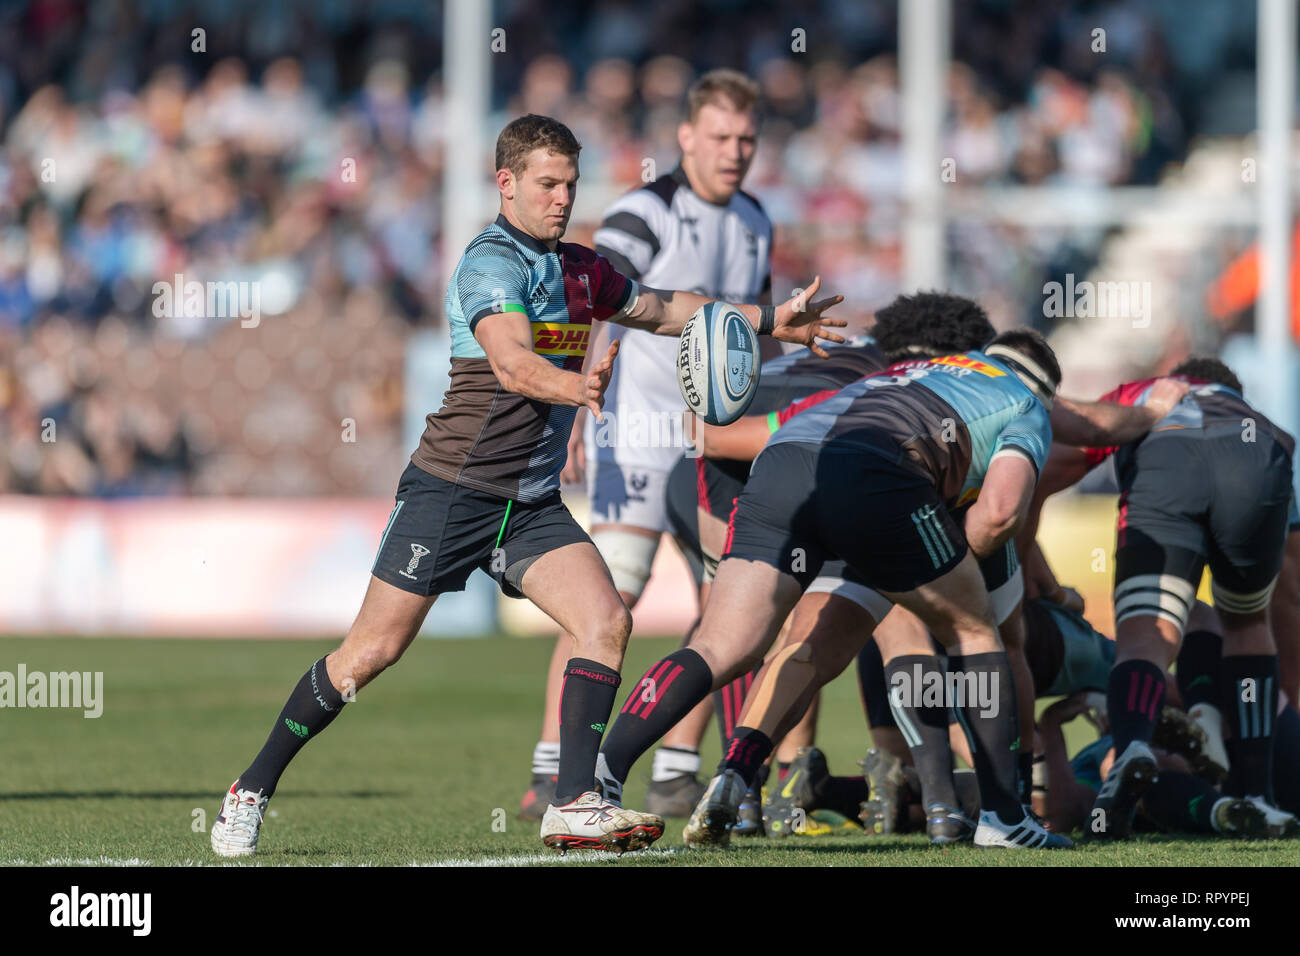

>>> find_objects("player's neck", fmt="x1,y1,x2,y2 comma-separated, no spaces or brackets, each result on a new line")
497,207,558,253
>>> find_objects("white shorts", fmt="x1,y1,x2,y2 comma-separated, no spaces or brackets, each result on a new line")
586,457,675,532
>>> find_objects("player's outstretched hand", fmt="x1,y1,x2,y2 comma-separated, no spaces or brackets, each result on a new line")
772,275,847,358
582,339,619,421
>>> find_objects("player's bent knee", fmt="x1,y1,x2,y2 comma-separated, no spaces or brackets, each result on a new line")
331,641,402,687
577,603,633,653
695,643,753,686
610,604,634,643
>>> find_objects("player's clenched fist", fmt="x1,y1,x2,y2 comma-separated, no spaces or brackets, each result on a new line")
581,339,620,420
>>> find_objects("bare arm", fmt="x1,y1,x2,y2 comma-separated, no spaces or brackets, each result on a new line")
1016,442,1094,552
692,413,773,461
1037,697,1100,834
474,311,618,418
1018,538,1084,612
964,453,1038,559
1050,378,1189,447
614,275,847,357
1020,538,1062,602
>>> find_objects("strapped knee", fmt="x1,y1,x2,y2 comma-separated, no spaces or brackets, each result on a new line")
1115,573,1197,631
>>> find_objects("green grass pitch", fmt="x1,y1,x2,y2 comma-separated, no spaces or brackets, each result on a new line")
1,635,1294,867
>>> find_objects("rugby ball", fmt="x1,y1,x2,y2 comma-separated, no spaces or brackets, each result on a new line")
677,301,760,425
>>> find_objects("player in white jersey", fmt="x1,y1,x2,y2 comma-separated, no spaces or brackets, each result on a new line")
519,70,776,820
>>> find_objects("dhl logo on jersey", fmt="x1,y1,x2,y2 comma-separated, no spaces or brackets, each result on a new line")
533,322,591,356
931,354,1006,377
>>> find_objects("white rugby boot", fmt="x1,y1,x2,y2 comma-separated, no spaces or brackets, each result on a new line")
540,791,664,853
210,781,269,858
1241,795,1300,839
974,806,1074,848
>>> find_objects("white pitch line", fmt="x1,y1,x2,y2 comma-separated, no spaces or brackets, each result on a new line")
0,849,688,867
428,847,685,867
3,857,152,866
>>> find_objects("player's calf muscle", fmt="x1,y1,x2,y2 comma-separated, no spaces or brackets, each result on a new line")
1115,616,1181,667
1216,608,1275,654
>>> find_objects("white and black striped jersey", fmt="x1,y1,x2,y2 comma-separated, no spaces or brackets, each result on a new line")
590,165,773,470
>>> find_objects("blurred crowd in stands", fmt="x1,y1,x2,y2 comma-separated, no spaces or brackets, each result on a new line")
0,0,1266,495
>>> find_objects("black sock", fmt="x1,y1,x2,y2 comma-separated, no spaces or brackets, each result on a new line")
555,658,621,805
1272,704,1300,815
815,776,870,817
599,649,713,791
713,666,760,752
1221,655,1279,801
1107,659,1166,754
1017,751,1034,805
718,727,774,787
901,764,920,792
856,637,887,724
1177,630,1223,708
886,655,958,809
238,656,346,798
953,769,981,818
776,760,791,780
949,651,1022,821
1138,770,1219,832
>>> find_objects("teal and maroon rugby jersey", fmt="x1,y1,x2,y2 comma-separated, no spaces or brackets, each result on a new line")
412,214,639,501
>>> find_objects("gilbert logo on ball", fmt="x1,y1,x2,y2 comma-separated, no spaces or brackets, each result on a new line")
678,302,760,425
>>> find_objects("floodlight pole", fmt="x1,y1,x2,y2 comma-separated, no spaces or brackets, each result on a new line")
443,0,492,270
1258,0,1298,434
900,0,949,292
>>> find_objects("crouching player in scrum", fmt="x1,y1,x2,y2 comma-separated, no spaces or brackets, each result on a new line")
1031,358,1298,840
595,328,1075,849
210,113,845,857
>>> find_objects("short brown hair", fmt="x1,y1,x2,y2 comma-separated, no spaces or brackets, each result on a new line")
495,114,582,176
686,69,760,122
